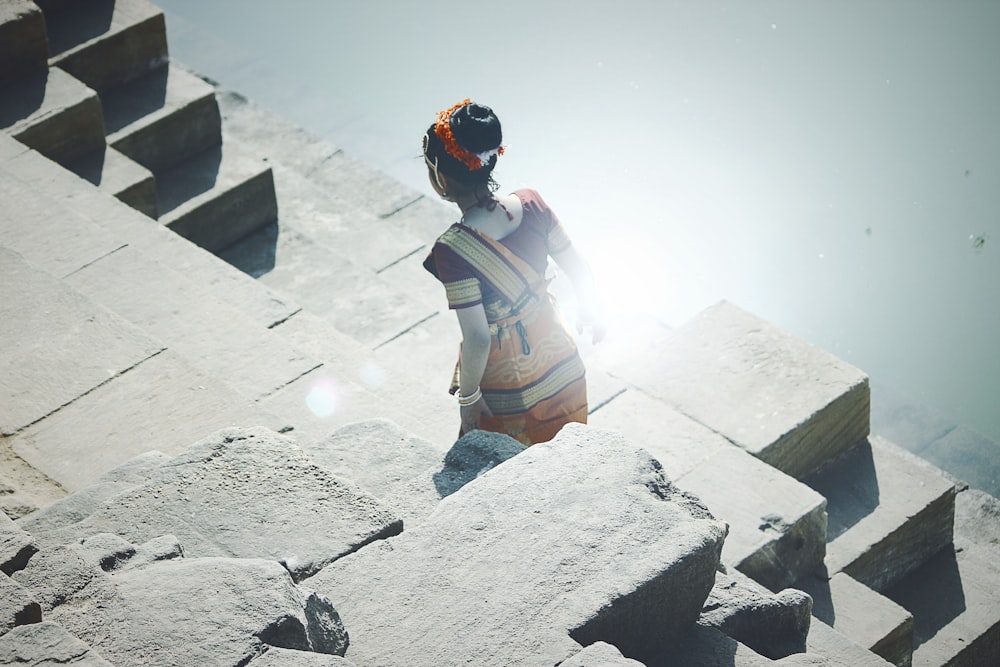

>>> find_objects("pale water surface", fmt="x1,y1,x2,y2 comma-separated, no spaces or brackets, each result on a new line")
155,0,1000,442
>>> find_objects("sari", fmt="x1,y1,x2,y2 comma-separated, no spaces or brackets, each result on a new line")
427,209,588,445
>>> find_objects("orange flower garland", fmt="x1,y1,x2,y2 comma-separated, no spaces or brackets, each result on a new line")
434,98,504,171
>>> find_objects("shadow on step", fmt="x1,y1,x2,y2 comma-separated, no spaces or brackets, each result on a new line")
0,71,46,127
217,220,279,278
804,439,880,541
884,546,966,649
155,143,221,214
101,65,169,133
40,0,115,56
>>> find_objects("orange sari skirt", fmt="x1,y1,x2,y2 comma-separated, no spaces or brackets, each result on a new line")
455,296,587,445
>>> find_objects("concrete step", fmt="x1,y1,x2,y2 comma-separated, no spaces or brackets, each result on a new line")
795,571,913,666
883,489,1000,667
39,0,168,92
157,142,277,253
0,0,48,83
805,436,957,593
589,389,827,592
64,145,157,218
0,67,105,166
1,134,300,331
105,63,220,173
611,300,871,480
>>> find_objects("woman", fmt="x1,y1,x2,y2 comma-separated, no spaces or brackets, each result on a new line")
422,99,605,445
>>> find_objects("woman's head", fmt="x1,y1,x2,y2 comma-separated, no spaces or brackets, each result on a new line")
423,99,503,193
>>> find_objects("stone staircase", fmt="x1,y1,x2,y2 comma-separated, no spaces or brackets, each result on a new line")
2,2,998,665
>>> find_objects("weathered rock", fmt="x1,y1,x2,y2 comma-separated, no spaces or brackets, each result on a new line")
12,536,348,666
805,618,894,666
559,641,646,666
302,419,446,527
432,428,526,497
249,646,358,666
306,424,727,666
21,427,401,581
0,621,113,666
1,510,37,575
1,573,41,634
700,568,812,659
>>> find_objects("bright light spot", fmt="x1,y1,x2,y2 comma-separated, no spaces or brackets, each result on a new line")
770,23,778,30
358,362,386,390
306,379,338,417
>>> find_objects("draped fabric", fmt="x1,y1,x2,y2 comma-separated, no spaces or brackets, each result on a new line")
425,190,587,445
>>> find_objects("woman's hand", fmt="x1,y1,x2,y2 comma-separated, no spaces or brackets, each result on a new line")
460,396,493,436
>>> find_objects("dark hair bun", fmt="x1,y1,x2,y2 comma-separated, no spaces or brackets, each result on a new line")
450,103,502,153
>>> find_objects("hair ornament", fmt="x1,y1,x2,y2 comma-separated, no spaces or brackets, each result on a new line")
434,98,505,171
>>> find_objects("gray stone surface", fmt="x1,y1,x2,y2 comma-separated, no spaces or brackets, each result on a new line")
884,489,1000,667
795,571,912,667
21,426,401,581
804,619,895,667
560,641,647,666
0,246,164,436
700,568,813,660
1,572,41,633
45,0,167,92
306,424,728,666
809,436,956,592
13,536,347,666
613,301,870,479
249,647,358,666
0,510,37,575
0,621,114,666
432,428,526,497
10,349,285,492
590,391,827,591
1,67,105,165
303,419,445,527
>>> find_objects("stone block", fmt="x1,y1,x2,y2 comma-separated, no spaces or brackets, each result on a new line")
0,246,163,436
10,349,284,491
808,436,956,592
615,301,870,479
884,489,1000,667
590,390,827,591
560,641,646,666
0,0,48,83
1,67,105,166
306,424,728,666
795,571,912,666
21,426,401,581
0,621,114,665
106,63,221,172
64,244,319,400
158,143,277,252
806,618,896,667
249,647,358,666
44,0,168,91
13,538,348,666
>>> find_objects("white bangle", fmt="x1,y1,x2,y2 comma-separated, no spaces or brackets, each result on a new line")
457,386,482,406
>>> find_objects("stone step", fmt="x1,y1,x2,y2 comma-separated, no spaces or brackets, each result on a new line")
883,489,1000,667
805,435,957,593
64,144,157,218
1,134,299,331
794,570,913,666
0,67,104,166
611,300,871,480
105,63,220,173
0,0,48,83
157,141,277,253
589,388,827,591
39,0,167,92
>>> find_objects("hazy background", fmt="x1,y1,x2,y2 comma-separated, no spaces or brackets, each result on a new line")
154,0,1000,442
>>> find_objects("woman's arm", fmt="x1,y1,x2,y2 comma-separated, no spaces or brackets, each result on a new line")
454,304,494,434
551,244,606,343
